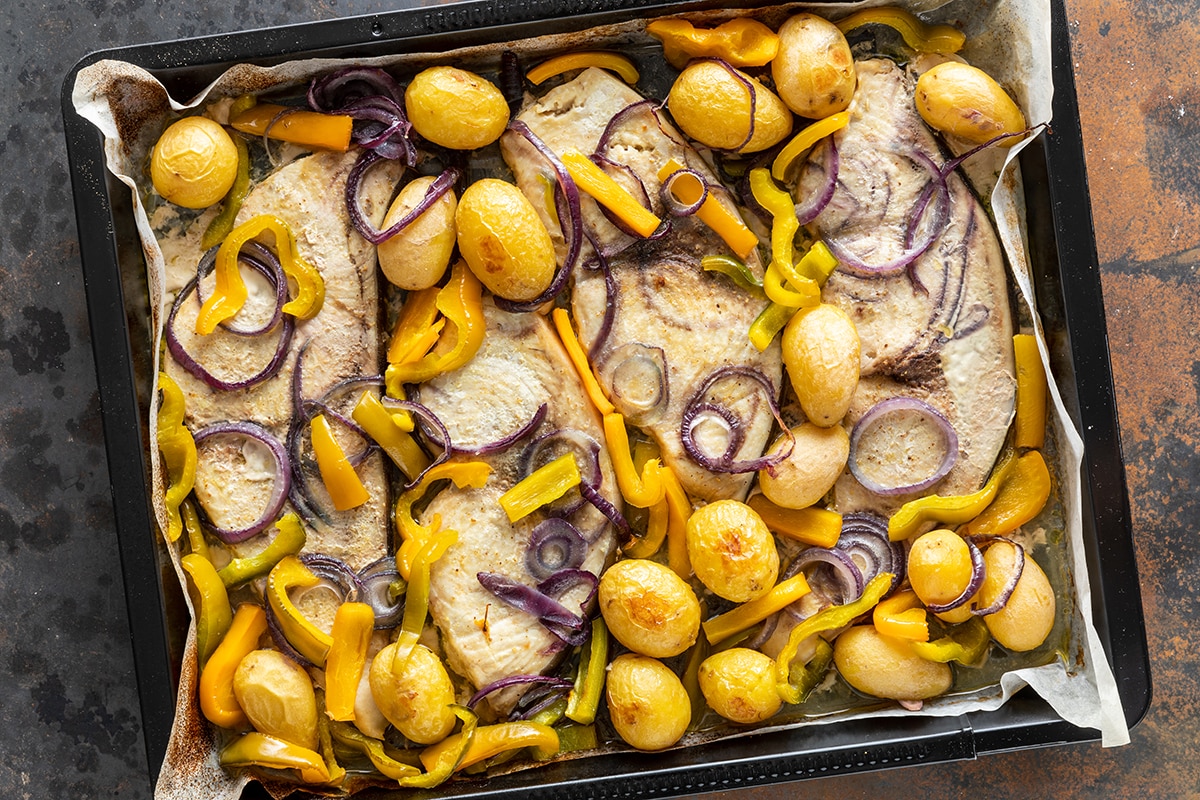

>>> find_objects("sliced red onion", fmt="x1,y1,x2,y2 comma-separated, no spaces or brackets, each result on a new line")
680,366,792,474
452,403,547,457
357,556,405,629
939,127,1043,179
194,241,286,337
967,536,1025,616
379,396,453,488
477,571,589,646
514,683,572,721
334,95,416,164
595,99,674,155
581,229,619,362
500,51,524,114
924,536,986,614
467,675,574,710
600,343,668,418
265,601,316,669
193,421,291,544
795,137,839,225
346,153,460,245
782,546,864,605
837,511,905,593
519,428,601,517
578,480,632,539
848,397,959,496
526,519,588,580
298,552,365,603
308,66,405,109
659,167,709,217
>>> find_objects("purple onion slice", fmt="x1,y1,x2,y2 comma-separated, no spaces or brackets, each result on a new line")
659,167,709,217
298,553,365,604
783,546,864,605
525,519,588,580
467,675,574,710
967,536,1026,616
794,137,839,225
681,366,792,474
193,421,291,544
358,556,405,629
345,152,459,245
925,536,986,614
452,403,547,457
308,66,405,109
477,571,590,646
837,511,905,593
848,397,959,496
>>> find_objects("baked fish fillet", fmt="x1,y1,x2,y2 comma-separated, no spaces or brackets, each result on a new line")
159,149,400,569
419,300,621,715
500,68,782,503
799,59,1016,516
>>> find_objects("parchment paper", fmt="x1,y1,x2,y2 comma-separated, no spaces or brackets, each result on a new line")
71,1,1130,796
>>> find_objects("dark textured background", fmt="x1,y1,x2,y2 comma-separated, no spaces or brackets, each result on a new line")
4,0,1197,797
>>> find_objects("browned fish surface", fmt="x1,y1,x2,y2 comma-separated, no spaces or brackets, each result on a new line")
500,68,782,502
419,301,621,714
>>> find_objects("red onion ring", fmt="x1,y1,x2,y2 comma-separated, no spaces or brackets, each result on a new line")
578,480,632,539
600,342,668,418
193,241,286,337
659,168,709,217
924,535,985,614
680,366,792,474
299,552,365,602
345,153,460,244
848,397,959,496
525,519,588,580
837,511,905,593
468,675,574,710
450,402,547,457
519,428,601,517
357,556,405,629
795,137,839,225
193,421,291,544
967,536,1026,616
782,546,864,605
308,66,405,109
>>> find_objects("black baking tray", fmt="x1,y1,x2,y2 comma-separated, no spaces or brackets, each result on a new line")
62,0,1150,795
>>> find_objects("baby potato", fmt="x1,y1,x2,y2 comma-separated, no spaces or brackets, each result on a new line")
757,423,849,510
151,116,239,208
606,654,691,750
369,642,457,744
405,66,510,150
232,649,319,750
686,499,779,603
979,541,1055,651
782,303,861,427
834,625,952,701
377,175,457,290
771,13,856,119
907,529,977,624
667,60,793,153
599,558,701,658
698,647,782,724
915,61,1026,146
456,178,557,302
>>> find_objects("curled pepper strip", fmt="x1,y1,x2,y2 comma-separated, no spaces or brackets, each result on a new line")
310,413,370,511
772,111,851,181
385,261,485,390
910,616,990,665
959,450,1052,537
662,466,693,578
835,6,966,54
394,461,491,580
527,51,640,85
1013,333,1048,450
750,168,823,309
602,412,665,509
201,117,252,250
181,553,233,669
351,390,431,482
219,732,332,785
195,214,325,335
324,602,375,722
420,718,557,776
267,555,334,666
647,18,780,69
181,499,210,560
776,572,893,704
872,589,929,642
888,450,1017,541
701,254,764,294
566,617,609,725
156,372,196,544
199,602,267,728
703,572,812,645
386,286,442,365
748,301,796,352
391,528,459,672
217,512,307,588
329,720,421,781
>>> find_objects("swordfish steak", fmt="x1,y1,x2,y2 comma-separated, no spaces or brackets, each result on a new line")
800,58,1016,516
419,300,621,715
500,68,782,502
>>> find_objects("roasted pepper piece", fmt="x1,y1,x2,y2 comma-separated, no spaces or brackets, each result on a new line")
199,602,267,728
156,372,196,544
310,413,370,511
386,286,442,364
910,616,990,665
888,450,1017,541
1013,333,1048,450
201,98,253,250
776,572,892,704
420,719,557,775
219,731,332,785
391,528,458,670
324,602,375,722
181,499,210,561
195,214,325,335
748,301,796,352
835,6,966,54
681,630,711,730
351,390,431,481
551,307,615,415
383,705,476,788
703,572,812,645
561,149,662,237
788,636,834,704
499,453,582,522
394,461,491,580
701,253,764,294
771,111,851,181
329,720,422,780
385,261,485,390
872,589,929,642
748,495,842,548
314,691,347,786
647,18,780,69
603,412,665,508
624,492,669,559
566,617,609,725
532,721,597,760
267,556,333,666
750,168,824,309
217,512,307,588
960,450,1052,537
181,552,233,669
230,102,354,151
658,159,759,259
526,51,640,85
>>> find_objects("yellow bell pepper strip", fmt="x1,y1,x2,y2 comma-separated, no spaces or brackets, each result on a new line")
835,6,966,54
219,732,332,785
561,149,663,238
771,111,852,181
603,412,666,508
267,556,334,666
623,493,669,559
392,528,458,671
199,602,267,728
910,616,991,665
763,261,821,308
566,617,609,725
872,589,929,642
887,449,1017,541
181,553,233,669
385,261,485,390
329,720,422,780
201,103,253,251
532,721,597,760
787,636,835,704
748,495,842,548
217,512,307,588
748,301,796,352
181,499,210,561
499,452,582,523
701,253,764,294
527,51,640,85
310,413,370,511
323,602,375,722
776,572,892,704
394,461,491,580
959,450,1052,538
196,214,325,334
386,285,442,365
230,102,354,151
156,372,196,544
703,572,812,645
750,167,823,309
351,390,431,481
794,239,840,284
658,159,759,259
1013,333,1048,450
662,466,693,578
420,720,557,775
314,691,347,786
646,18,780,69
551,307,615,416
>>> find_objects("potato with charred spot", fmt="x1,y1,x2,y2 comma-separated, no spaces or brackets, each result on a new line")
772,13,856,119
606,654,691,750
699,647,781,724
456,178,557,302
915,61,1026,146
369,642,457,745
686,499,779,602
599,558,700,658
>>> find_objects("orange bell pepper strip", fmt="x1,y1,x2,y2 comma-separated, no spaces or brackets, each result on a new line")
499,453,582,522
703,572,812,645
658,159,759,259
394,461,491,580
219,732,332,785
156,372,196,544
772,111,852,181
602,412,665,509
267,556,334,666
230,102,353,151
551,307,615,416
386,286,442,364
310,413,370,511
872,589,929,642
420,720,558,775
1013,333,1048,450
561,149,663,237
351,391,431,482
959,450,1052,537
324,602,376,722
199,602,267,728
385,261,485,390
181,552,233,669
647,18,780,69
527,51,640,85
836,6,965,54
748,495,842,548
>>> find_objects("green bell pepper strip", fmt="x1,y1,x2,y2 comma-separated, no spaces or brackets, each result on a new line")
420,716,551,779
217,512,306,588
314,690,347,786
748,301,797,352
682,632,711,730
888,450,1016,541
776,572,893,704
180,552,232,669
329,720,422,781
156,372,196,544
406,706,480,787
701,254,764,294
200,126,251,250
391,528,458,675
910,616,991,665
788,636,834,704
219,732,331,785
566,617,608,725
